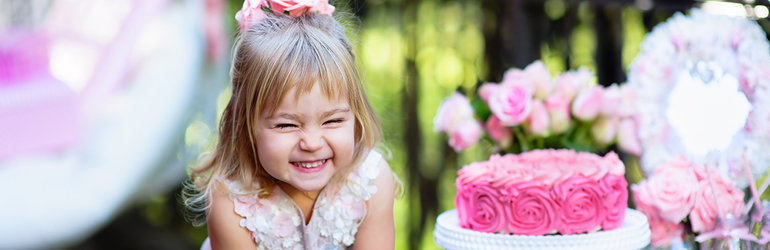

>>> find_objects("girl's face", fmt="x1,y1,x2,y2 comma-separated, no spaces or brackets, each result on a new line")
256,82,356,193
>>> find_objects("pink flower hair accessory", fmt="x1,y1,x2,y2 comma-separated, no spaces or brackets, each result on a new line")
235,0,335,32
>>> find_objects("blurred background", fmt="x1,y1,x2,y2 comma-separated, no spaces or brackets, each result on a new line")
1,0,770,249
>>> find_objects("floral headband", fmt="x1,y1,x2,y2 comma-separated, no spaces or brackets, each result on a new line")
235,0,335,32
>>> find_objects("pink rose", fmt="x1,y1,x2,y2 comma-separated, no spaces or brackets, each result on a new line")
600,84,621,117
571,85,603,121
590,117,619,145
532,162,571,187
600,174,628,230
552,174,606,234
632,180,684,247
689,177,745,233
433,92,475,133
617,84,637,118
447,119,483,152
267,0,335,17
458,184,507,233
649,216,685,247
487,82,534,126
485,115,512,148
617,118,643,156
523,60,554,99
501,182,560,235
235,0,268,31
527,99,549,136
554,67,593,101
646,162,699,223
545,92,572,134
478,82,499,102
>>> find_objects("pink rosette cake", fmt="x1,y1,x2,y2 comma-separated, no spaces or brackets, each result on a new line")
454,149,628,236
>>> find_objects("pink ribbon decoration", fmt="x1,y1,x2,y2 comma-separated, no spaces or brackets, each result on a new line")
695,225,757,246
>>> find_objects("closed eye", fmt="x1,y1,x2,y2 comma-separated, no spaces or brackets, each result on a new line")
276,124,297,129
324,119,344,125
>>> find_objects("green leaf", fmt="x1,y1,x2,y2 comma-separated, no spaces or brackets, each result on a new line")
471,98,492,122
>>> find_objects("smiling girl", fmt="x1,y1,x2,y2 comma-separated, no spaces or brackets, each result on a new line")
186,1,396,249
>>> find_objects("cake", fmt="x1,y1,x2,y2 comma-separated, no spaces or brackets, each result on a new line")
0,30,80,160
434,149,651,249
453,149,628,235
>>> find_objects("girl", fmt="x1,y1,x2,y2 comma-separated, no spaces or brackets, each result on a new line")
187,0,397,249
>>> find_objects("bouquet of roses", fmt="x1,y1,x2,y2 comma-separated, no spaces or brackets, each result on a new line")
433,60,642,155
632,156,751,248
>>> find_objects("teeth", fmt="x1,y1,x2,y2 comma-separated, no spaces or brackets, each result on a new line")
296,159,326,168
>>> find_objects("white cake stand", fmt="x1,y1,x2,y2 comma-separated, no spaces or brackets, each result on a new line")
434,208,651,250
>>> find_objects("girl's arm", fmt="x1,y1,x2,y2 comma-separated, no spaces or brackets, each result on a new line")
352,159,397,250
207,182,257,250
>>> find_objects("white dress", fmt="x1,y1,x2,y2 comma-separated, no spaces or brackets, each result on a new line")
202,151,382,250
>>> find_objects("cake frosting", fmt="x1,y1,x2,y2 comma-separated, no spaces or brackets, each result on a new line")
454,149,628,236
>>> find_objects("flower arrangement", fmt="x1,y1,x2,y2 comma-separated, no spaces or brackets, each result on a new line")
628,9,770,184
454,149,628,235
235,0,335,31
434,60,642,155
631,157,749,247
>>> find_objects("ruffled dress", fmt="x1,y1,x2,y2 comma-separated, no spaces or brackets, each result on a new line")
202,151,382,250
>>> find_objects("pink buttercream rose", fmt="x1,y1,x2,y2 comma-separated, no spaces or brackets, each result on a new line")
434,92,475,133
532,162,572,187
544,92,571,134
571,85,603,121
478,82,499,102
526,99,550,136
447,119,483,152
590,116,619,145
602,151,625,177
501,182,561,235
485,115,512,148
646,160,699,223
523,60,554,100
617,118,643,156
457,160,498,185
600,174,628,230
689,177,745,233
571,152,610,181
489,162,534,187
487,82,534,126
552,174,606,234
459,184,507,233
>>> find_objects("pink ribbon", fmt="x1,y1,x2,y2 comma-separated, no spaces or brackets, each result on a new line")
695,226,757,243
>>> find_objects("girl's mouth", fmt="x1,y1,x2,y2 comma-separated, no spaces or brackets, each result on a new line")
291,159,328,169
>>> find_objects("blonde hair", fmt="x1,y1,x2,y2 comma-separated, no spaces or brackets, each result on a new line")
185,12,381,219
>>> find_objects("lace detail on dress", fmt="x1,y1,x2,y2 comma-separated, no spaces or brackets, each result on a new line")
226,151,382,250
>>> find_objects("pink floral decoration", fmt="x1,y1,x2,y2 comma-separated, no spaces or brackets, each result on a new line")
501,182,560,235
552,174,606,235
600,174,628,230
487,82,534,126
544,92,572,135
235,0,335,32
689,176,745,233
571,85,603,122
646,160,699,223
527,99,549,136
617,118,642,156
447,119,483,152
485,115,512,148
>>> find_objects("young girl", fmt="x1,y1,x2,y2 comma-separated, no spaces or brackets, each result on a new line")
187,1,397,249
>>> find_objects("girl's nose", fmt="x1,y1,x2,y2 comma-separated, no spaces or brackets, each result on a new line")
299,129,325,152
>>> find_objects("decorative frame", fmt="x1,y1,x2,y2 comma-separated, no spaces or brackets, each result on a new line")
628,9,770,187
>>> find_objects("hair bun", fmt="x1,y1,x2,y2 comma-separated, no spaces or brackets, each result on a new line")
235,0,336,32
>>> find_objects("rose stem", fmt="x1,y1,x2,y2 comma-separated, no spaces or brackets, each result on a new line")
743,153,762,218
746,174,770,215
704,163,723,218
